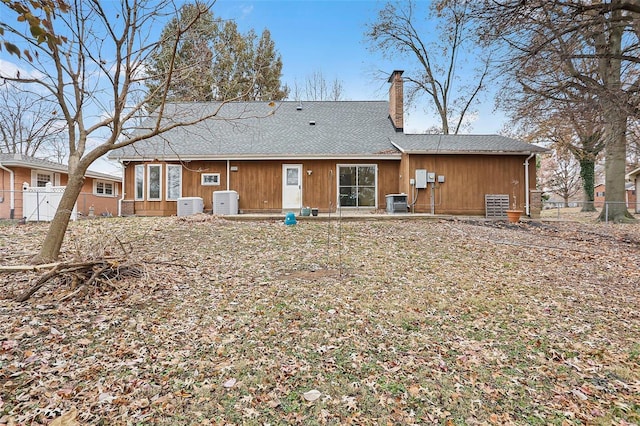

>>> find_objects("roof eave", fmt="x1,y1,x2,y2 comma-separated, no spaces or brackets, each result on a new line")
0,159,121,181
112,154,402,162
626,167,640,179
401,150,546,155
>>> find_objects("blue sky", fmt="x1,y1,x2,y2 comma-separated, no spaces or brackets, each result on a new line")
211,0,504,134
216,0,393,99
0,0,506,173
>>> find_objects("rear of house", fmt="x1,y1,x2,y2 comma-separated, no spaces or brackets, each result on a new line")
109,70,546,217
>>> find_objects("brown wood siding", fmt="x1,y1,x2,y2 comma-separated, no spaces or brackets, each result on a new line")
229,161,282,211
122,159,401,215
376,160,401,209
120,155,536,216
230,160,399,212
398,153,411,196
407,154,534,215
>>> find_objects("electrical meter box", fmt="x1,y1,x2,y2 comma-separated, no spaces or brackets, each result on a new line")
415,169,427,189
427,172,436,183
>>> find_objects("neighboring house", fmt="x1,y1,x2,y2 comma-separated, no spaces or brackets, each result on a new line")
625,167,640,213
108,70,547,217
593,182,637,210
594,183,606,208
0,154,122,220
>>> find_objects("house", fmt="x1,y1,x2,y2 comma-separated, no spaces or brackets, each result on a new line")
625,167,640,213
594,183,606,208
593,182,637,210
108,70,547,217
0,153,122,220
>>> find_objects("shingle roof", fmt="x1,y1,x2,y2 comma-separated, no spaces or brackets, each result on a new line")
110,101,401,160
0,153,121,181
108,101,547,160
391,134,548,154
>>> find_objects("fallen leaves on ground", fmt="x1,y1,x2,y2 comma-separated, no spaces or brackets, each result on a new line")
1,216,639,425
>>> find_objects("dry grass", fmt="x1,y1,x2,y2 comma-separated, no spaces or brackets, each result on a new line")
1,216,639,425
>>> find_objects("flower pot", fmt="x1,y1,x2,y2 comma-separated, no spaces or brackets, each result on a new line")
506,209,523,223
300,207,311,216
311,208,319,216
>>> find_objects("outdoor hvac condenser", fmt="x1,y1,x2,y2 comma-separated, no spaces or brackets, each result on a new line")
177,197,204,217
213,190,238,215
385,194,408,213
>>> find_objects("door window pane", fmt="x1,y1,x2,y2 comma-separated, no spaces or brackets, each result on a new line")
339,187,357,207
358,166,375,186
338,165,376,207
287,168,299,186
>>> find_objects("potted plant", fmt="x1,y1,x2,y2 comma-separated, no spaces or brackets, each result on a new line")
506,179,523,223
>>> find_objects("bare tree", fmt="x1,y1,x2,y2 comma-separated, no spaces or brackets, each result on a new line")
0,81,66,158
474,0,639,222
1,0,252,263
540,148,582,208
303,70,344,101
366,0,490,134
504,88,605,212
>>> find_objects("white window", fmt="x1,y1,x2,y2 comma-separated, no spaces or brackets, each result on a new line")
94,180,116,196
166,164,182,200
135,164,144,200
201,173,220,186
31,170,54,187
147,164,162,201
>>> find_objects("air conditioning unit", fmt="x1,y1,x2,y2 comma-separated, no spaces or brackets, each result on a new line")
177,197,204,217
213,190,238,215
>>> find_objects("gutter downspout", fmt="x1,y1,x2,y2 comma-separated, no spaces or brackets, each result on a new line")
524,153,535,216
226,160,230,190
117,160,126,217
0,162,15,219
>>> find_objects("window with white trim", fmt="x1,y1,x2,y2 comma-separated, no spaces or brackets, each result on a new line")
201,173,220,186
166,164,182,200
135,164,144,200
338,165,377,207
94,180,116,196
147,164,162,201
32,171,53,187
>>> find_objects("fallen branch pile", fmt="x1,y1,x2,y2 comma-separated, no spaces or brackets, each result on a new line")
0,259,145,302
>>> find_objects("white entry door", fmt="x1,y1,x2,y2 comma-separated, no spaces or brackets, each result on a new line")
282,164,302,209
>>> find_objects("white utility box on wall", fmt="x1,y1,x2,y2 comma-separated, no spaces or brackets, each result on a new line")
177,197,204,217
213,190,238,215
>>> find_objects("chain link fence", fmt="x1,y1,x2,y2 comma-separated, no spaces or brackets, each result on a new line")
541,201,639,223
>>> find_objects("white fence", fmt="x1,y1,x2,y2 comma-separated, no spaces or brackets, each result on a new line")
22,183,77,222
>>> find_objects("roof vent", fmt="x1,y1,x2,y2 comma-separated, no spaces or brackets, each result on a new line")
309,120,316,125
296,104,302,111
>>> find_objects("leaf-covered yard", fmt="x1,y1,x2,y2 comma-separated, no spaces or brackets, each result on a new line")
1,216,639,425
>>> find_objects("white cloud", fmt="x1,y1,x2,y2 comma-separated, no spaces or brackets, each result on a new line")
240,5,254,18
0,58,45,80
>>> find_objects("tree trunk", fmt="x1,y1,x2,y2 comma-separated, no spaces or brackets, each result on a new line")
32,172,86,264
579,158,596,212
598,109,633,222
596,1,634,223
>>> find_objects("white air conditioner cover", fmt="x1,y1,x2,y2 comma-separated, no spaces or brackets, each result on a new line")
213,190,238,215
177,197,204,217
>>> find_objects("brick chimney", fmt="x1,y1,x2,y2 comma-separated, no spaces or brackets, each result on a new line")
388,70,404,132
